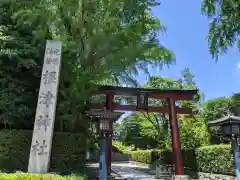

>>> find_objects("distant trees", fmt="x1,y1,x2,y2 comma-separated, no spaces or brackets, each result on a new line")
0,1,174,133
116,69,240,149
201,97,233,122
116,69,211,149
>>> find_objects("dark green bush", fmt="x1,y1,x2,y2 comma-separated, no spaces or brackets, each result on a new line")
129,144,234,175
0,130,86,174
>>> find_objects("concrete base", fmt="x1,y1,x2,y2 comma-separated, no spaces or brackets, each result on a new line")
97,176,115,180
107,176,114,180
172,175,190,180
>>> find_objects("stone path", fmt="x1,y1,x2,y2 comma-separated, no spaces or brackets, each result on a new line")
111,162,157,180
87,161,198,180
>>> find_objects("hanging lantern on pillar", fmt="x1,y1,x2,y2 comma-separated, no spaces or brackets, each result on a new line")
87,109,123,135
136,91,149,110
99,118,111,132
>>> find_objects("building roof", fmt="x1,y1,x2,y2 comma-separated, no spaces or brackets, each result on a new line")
208,115,240,126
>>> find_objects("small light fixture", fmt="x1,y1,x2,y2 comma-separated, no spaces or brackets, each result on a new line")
100,119,111,132
136,91,148,110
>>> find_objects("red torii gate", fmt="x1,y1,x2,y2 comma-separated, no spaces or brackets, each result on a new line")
91,85,198,176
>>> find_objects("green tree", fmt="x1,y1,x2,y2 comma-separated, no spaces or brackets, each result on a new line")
8,0,175,131
165,116,210,149
113,122,121,141
139,68,200,148
119,114,142,149
142,76,181,148
118,113,159,149
118,68,201,149
201,0,240,57
13,0,174,85
0,3,46,128
1,1,175,130
232,93,240,115
201,97,233,122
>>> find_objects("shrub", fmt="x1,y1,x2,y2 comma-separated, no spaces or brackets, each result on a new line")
0,130,86,174
131,150,153,164
112,141,134,155
0,173,86,180
128,144,235,175
195,145,234,175
113,141,134,152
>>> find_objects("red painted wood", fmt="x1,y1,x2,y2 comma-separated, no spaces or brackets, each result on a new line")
150,92,194,100
106,92,115,111
168,98,184,175
105,92,114,176
91,103,192,114
94,85,197,100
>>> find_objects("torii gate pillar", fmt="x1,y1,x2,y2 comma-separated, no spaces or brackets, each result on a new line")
168,98,184,175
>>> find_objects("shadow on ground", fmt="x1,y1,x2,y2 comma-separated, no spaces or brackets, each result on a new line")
86,163,126,180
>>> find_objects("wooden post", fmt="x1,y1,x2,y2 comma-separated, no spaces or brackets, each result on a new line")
28,40,62,173
106,92,114,176
168,98,184,175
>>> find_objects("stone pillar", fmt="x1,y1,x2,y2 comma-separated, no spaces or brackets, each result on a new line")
168,98,184,175
99,136,107,180
28,40,62,173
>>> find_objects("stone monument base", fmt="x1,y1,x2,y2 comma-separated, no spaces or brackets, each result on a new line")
172,175,190,180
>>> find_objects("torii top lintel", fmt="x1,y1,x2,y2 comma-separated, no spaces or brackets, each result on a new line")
91,85,198,114
96,85,198,100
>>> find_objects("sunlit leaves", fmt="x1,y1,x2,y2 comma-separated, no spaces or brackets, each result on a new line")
201,0,240,58
117,69,201,149
166,117,211,149
12,0,175,86
201,97,233,122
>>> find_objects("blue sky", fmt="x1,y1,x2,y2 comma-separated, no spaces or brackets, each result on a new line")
136,0,240,101
119,0,240,120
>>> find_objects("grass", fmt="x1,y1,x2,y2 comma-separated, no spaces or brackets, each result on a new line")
0,172,86,180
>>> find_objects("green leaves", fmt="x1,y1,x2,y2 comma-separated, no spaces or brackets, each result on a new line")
1,0,176,138
12,0,175,86
116,69,202,149
201,97,233,122
202,0,240,58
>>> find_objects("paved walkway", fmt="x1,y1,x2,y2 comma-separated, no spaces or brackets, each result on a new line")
87,161,195,180
112,162,157,180
86,162,125,180
86,162,155,180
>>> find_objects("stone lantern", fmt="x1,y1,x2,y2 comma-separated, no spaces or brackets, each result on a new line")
208,116,240,137
87,109,123,180
208,115,240,179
